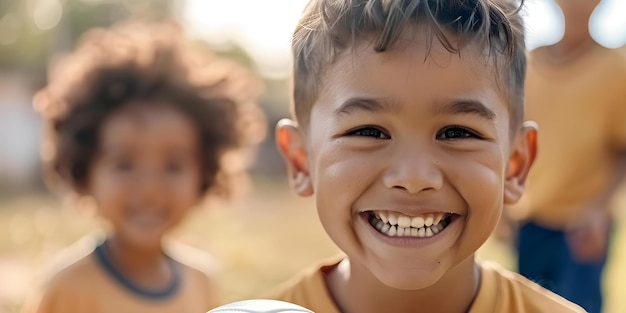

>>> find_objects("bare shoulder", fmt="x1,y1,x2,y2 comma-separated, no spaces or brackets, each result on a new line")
164,241,221,307
37,235,102,290
480,261,587,313
164,241,220,281
22,237,101,313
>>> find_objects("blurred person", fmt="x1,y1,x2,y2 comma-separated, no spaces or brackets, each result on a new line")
504,0,626,312
265,0,584,312
20,20,265,313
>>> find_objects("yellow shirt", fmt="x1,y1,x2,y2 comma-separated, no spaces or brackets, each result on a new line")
267,257,585,313
21,236,220,313
514,45,626,228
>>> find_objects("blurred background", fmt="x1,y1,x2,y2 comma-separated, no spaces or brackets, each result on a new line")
1,0,626,312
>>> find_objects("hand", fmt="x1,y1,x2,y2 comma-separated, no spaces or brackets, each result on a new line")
566,208,610,263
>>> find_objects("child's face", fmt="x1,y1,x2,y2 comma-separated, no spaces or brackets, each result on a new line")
87,103,203,248
278,31,536,290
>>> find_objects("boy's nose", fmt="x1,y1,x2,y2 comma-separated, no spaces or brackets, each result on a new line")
132,170,167,205
382,145,444,194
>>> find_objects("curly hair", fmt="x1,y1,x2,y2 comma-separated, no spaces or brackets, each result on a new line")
34,20,265,198
291,0,526,129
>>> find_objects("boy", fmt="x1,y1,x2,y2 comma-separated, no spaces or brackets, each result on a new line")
22,20,264,313
509,0,626,312
268,0,585,312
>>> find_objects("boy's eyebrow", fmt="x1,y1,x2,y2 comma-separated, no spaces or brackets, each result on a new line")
334,97,397,116
334,97,496,121
434,99,496,120
100,146,134,157
165,148,199,157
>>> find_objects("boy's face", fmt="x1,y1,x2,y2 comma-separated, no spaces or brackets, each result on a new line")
278,31,536,290
87,103,203,248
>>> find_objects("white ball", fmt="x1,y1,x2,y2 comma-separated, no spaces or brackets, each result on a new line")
207,299,314,313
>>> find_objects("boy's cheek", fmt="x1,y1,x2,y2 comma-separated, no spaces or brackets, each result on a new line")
171,180,203,202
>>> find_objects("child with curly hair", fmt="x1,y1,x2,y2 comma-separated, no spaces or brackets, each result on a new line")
21,20,265,313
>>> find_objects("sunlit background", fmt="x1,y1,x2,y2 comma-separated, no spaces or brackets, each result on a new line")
1,0,626,312
182,0,626,78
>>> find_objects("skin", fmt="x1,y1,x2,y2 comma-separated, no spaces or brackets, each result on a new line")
277,30,537,313
86,102,203,289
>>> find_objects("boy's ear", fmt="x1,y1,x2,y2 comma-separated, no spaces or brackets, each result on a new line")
504,121,538,204
276,119,313,197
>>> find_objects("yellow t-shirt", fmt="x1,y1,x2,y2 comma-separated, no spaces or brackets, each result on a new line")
267,257,585,313
513,45,626,228
21,236,220,313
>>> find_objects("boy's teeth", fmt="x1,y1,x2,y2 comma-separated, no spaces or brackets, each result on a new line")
380,224,441,238
373,211,453,238
388,226,397,236
375,220,384,230
424,215,434,227
397,216,411,228
426,228,434,237
375,211,446,227
397,227,406,236
432,225,440,234
411,216,425,228
433,214,443,225
387,214,398,226
381,224,391,233
378,213,388,224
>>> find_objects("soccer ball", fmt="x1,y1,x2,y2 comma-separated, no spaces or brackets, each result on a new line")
207,299,314,313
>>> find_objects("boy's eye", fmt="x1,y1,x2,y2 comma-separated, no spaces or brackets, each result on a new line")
347,126,390,139
436,126,479,140
165,161,184,173
114,160,133,172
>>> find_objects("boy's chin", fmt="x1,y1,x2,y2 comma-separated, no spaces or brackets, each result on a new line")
119,229,167,249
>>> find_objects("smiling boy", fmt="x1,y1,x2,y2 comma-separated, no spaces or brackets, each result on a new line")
268,0,585,312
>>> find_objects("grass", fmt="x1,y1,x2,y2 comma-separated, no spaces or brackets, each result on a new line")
1,179,624,313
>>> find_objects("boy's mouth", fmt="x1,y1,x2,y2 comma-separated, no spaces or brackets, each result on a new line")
128,210,167,229
365,211,457,238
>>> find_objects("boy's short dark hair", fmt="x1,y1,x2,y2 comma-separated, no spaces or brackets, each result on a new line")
291,0,526,128
34,20,265,197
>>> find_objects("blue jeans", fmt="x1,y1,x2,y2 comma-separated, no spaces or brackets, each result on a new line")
517,222,608,313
